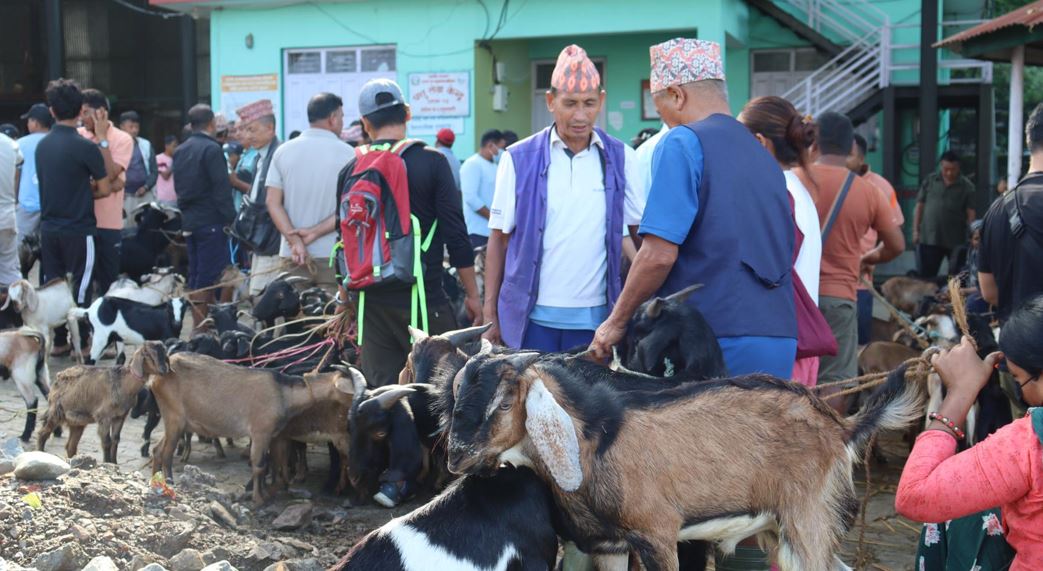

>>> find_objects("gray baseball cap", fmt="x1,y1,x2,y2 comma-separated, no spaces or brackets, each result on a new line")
358,78,405,117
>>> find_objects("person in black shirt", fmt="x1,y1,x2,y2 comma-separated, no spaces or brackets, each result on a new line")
335,79,480,396
980,103,1043,322
173,104,236,327
35,78,117,355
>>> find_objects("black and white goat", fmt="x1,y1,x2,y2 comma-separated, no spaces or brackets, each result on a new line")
0,328,50,442
447,352,925,571
71,297,188,364
332,466,559,571
106,267,185,306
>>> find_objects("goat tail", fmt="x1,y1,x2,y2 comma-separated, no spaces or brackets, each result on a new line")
67,307,88,322
844,364,926,457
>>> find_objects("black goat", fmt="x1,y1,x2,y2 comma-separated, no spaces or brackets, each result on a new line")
207,302,256,336
624,284,727,380
964,313,1012,444
18,233,40,279
332,466,559,571
347,373,443,508
120,203,183,281
251,273,308,328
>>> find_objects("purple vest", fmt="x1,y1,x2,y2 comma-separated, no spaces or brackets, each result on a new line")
498,126,627,348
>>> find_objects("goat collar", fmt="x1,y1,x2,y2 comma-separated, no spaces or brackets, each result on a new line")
126,364,144,381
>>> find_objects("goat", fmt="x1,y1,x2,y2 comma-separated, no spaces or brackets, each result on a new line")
120,202,183,280
269,364,360,495
858,342,919,375
446,352,925,571
0,328,50,442
71,296,188,364
332,466,559,571
107,268,185,306
880,276,939,316
18,233,40,279
37,342,170,462
399,324,491,386
2,278,82,359
149,353,354,504
251,273,309,329
622,284,727,379
206,302,256,336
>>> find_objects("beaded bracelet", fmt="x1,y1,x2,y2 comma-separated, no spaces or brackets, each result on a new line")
928,412,966,440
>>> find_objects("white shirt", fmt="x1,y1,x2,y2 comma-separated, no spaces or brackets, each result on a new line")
634,124,668,202
0,134,22,231
266,128,355,259
490,127,645,308
785,169,821,304
459,153,498,237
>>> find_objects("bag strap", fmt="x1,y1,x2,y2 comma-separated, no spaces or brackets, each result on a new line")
1031,408,1043,449
821,171,857,243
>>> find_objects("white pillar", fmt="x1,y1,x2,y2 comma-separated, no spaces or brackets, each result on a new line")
1008,45,1025,189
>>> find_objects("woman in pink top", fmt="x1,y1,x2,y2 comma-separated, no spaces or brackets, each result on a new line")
155,135,177,204
896,294,1043,570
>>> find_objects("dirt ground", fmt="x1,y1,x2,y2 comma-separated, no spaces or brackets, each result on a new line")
0,352,923,571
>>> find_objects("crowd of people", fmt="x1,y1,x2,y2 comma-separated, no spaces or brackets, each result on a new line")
1,35,1042,569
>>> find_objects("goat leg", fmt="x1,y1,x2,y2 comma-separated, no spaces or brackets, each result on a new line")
212,437,226,459
36,406,56,451
65,425,85,459
154,434,178,483
98,420,113,463
109,415,127,464
249,433,273,506
21,397,37,443
140,410,161,458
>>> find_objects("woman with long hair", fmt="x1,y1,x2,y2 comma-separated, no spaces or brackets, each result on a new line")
896,294,1043,569
739,96,827,387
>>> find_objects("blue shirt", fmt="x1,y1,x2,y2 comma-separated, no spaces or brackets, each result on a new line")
639,127,703,243
17,133,45,212
459,153,497,237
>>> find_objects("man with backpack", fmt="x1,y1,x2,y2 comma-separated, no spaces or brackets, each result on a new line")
336,78,480,388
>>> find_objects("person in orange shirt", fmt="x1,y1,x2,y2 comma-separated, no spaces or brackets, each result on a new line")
848,134,904,345
79,89,133,296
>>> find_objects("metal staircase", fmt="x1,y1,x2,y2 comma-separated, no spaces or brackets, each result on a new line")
778,0,892,117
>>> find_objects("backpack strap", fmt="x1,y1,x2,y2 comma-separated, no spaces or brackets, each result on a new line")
821,171,857,243
1031,408,1043,448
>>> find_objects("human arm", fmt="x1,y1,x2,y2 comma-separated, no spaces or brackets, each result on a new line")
90,109,120,187
912,202,923,245
460,159,490,219
204,142,233,200
265,185,307,264
432,151,481,323
978,272,999,306
144,146,158,191
482,229,509,344
158,157,173,180
895,338,1027,522
863,188,906,265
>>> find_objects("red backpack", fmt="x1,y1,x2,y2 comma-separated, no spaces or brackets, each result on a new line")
339,139,424,290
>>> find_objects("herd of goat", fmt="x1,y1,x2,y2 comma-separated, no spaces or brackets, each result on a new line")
0,208,1009,570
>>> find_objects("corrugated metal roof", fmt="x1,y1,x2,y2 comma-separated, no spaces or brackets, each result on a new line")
935,0,1043,48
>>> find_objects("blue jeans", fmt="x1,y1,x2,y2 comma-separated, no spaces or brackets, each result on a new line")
520,321,595,353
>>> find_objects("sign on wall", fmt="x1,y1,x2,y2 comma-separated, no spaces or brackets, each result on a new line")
408,116,465,138
282,45,397,136
408,72,470,118
220,74,280,125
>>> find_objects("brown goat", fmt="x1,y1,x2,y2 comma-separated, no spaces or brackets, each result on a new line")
447,353,924,571
148,353,354,504
880,276,938,315
37,342,170,462
858,341,919,375
269,367,361,494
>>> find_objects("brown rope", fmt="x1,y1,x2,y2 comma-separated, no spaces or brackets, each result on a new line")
813,357,934,402
947,276,972,340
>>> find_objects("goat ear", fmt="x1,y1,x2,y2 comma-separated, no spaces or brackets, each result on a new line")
408,325,428,344
130,350,146,379
24,286,38,314
644,298,664,319
524,378,583,492
373,386,415,410
664,283,704,304
443,323,493,348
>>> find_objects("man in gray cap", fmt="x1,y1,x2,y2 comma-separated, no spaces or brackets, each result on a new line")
333,77,479,509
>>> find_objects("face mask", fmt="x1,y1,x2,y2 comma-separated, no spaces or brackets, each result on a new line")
492,148,502,164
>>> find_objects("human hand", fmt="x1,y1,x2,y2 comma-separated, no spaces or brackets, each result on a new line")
912,230,920,246
589,318,626,363
228,154,240,170
931,336,1001,399
464,295,482,326
288,235,308,266
136,187,148,197
294,226,321,246
112,177,125,192
482,315,502,345
92,108,110,139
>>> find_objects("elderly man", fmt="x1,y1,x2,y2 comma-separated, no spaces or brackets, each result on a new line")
590,38,796,380
914,150,976,278
235,99,281,296
483,44,645,352
265,92,353,290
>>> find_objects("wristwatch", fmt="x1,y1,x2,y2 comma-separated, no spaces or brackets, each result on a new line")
99,140,110,149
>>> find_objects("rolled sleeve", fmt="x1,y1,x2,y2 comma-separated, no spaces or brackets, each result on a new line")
622,144,645,226
489,150,517,234
638,128,702,245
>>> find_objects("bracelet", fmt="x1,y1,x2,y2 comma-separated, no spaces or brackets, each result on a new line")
928,412,966,440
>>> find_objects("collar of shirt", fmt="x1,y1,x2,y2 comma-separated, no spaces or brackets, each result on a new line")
78,124,128,144
550,125,603,155
300,128,340,141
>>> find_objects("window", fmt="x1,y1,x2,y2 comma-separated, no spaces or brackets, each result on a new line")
282,45,397,135
750,48,827,99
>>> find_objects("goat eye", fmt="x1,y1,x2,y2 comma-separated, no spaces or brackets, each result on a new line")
374,431,387,439
498,401,513,411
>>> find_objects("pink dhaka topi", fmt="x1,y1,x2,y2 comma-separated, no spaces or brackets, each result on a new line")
551,44,601,93
236,99,274,125
649,38,725,93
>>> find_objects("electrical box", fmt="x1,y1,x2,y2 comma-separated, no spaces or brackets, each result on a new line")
492,84,509,112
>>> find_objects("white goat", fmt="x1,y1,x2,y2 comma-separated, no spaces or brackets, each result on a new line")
2,279,82,362
106,269,185,306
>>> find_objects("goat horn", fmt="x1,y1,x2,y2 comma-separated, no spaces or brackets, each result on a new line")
442,323,492,348
408,326,428,344
505,351,540,372
197,317,215,329
664,283,704,304
282,276,310,285
373,386,416,410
